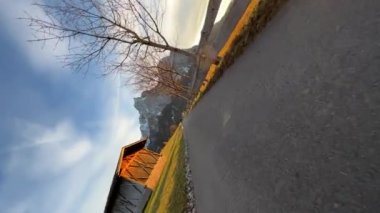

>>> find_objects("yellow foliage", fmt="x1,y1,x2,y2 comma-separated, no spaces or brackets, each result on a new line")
188,0,261,111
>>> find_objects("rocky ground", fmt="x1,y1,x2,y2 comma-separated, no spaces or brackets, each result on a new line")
184,139,196,213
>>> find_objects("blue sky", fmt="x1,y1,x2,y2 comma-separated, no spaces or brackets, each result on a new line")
0,1,141,212
0,0,231,212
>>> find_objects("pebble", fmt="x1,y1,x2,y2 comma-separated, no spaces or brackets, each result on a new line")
184,140,196,213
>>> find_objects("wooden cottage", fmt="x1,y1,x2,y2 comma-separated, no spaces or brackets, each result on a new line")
104,138,163,213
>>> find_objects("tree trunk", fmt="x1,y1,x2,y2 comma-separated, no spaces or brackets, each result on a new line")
143,41,196,60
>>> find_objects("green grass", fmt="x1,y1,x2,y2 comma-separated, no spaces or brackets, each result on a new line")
144,125,187,213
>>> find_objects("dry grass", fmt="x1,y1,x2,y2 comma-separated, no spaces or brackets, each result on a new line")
187,0,287,111
144,125,187,213
145,152,167,190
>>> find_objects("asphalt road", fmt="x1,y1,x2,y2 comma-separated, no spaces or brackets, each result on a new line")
183,0,380,212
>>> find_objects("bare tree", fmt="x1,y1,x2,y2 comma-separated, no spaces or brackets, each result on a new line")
125,50,192,101
23,0,196,74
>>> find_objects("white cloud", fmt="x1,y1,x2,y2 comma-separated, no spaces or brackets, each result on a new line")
215,0,234,23
162,0,234,48
0,76,141,213
0,0,69,72
5,200,31,213
5,120,93,178
0,1,149,212
162,0,209,48
60,138,92,167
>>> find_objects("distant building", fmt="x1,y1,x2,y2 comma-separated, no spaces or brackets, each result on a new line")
104,138,163,213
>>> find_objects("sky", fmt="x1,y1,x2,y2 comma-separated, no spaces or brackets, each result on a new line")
0,0,231,212
164,0,233,48
163,0,209,48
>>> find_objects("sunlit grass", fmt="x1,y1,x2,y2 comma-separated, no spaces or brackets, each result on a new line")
144,125,187,213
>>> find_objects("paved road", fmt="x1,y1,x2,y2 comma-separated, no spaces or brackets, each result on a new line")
183,0,380,212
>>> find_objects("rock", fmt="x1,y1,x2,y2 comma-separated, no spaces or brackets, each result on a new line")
134,91,186,152
133,49,196,152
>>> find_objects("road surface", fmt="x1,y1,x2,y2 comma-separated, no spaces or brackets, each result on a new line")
184,0,380,212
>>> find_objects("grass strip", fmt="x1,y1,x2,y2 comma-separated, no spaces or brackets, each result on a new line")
144,125,187,213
